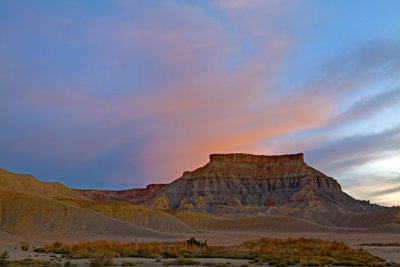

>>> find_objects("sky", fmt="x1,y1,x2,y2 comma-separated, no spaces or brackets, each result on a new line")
0,0,399,206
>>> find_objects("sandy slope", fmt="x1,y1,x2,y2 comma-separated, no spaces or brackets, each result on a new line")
0,168,195,238
59,198,195,234
0,168,85,199
0,192,177,241
166,209,335,232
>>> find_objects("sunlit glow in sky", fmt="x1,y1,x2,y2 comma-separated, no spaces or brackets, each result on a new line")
0,0,399,206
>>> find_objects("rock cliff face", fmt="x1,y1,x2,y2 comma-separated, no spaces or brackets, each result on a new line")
75,153,396,227
147,153,372,216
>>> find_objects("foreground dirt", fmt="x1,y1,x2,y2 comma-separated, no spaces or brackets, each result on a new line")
1,231,399,265
362,246,400,264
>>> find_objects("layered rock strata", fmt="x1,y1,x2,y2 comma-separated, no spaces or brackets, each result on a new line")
147,153,367,214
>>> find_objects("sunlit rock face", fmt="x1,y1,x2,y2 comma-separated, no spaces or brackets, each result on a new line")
77,153,396,227
148,153,370,214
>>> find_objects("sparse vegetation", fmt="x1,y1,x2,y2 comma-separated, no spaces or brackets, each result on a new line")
89,249,114,267
36,238,385,267
168,258,200,265
0,257,54,266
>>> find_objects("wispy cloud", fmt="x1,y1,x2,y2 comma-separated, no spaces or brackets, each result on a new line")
366,185,400,198
306,126,400,173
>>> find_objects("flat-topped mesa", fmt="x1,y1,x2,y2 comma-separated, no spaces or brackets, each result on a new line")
209,153,304,164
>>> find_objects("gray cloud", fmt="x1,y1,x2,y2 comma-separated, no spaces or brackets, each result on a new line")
334,86,400,124
306,126,400,173
314,40,400,94
366,185,400,198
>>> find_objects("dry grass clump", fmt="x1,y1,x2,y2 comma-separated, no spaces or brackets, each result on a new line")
89,249,114,267
37,237,385,267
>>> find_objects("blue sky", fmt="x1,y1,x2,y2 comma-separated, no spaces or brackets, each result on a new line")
0,0,399,206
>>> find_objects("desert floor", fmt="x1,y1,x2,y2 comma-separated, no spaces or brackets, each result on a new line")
1,231,399,266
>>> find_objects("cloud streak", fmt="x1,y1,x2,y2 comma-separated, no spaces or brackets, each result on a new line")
366,185,400,198
306,126,400,173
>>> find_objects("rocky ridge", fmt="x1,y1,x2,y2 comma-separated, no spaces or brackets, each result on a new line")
77,184,166,204
138,153,393,227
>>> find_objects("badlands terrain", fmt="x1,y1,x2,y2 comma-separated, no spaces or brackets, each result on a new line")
0,153,399,266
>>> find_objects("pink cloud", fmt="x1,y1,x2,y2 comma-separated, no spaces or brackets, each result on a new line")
8,1,340,184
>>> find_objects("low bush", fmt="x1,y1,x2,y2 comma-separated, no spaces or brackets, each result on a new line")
89,250,114,267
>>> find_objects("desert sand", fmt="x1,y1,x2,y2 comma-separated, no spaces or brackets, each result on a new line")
1,230,400,266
